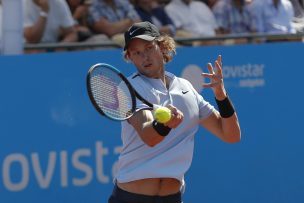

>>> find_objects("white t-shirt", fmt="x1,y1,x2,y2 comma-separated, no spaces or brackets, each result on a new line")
115,71,215,186
23,0,75,43
165,0,218,37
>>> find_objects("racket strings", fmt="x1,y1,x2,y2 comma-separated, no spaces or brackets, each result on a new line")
90,67,133,120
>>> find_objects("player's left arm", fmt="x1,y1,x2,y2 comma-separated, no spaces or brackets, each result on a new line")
199,55,241,143
200,109,241,143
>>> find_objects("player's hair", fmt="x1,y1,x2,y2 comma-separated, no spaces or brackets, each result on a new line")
123,35,176,63
156,35,176,63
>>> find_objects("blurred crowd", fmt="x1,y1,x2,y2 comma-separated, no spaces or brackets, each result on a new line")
1,0,304,52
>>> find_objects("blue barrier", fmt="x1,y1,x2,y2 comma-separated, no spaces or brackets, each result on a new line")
1,42,304,203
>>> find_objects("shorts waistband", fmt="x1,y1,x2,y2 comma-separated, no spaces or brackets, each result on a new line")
112,184,182,203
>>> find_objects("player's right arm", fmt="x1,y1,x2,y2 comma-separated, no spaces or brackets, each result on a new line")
128,105,183,147
128,109,165,147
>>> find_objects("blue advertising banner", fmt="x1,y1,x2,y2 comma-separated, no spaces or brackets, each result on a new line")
0,42,304,203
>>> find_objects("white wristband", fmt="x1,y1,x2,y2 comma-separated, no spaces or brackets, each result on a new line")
39,11,48,18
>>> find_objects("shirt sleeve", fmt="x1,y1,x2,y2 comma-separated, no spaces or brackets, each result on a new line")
197,93,216,119
186,80,216,120
22,0,37,27
286,1,296,33
58,0,75,28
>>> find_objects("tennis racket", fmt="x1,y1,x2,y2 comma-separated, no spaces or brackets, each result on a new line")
86,63,160,121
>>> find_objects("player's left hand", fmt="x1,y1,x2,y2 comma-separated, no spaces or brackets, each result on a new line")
202,55,227,99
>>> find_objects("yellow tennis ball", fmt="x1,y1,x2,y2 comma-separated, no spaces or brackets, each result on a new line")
154,107,171,123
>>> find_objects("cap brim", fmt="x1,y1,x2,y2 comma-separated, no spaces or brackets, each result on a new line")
133,35,156,41
124,35,156,50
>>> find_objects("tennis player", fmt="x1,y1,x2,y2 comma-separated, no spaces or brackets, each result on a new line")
108,21,241,203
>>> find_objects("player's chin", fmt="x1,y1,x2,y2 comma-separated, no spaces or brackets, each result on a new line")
142,70,160,78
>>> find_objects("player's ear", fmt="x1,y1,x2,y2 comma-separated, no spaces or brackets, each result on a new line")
123,50,131,63
157,42,166,57
157,41,163,52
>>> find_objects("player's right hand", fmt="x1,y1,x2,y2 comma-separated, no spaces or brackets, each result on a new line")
164,104,183,129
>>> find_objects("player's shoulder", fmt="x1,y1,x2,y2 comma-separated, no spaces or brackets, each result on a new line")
167,72,194,90
127,72,147,88
128,72,142,82
173,75,193,86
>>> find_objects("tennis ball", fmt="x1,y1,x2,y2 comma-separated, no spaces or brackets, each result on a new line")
154,107,171,123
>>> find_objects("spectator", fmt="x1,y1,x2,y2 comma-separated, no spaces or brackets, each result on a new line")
165,0,219,44
66,0,93,41
88,0,141,41
23,0,78,43
157,0,171,6
290,0,304,18
212,0,257,34
199,0,219,9
249,0,296,34
133,0,176,36
289,0,304,33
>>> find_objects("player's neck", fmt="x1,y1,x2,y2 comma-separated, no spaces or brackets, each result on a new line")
165,75,171,90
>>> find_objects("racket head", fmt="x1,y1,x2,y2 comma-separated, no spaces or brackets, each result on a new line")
86,63,136,121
